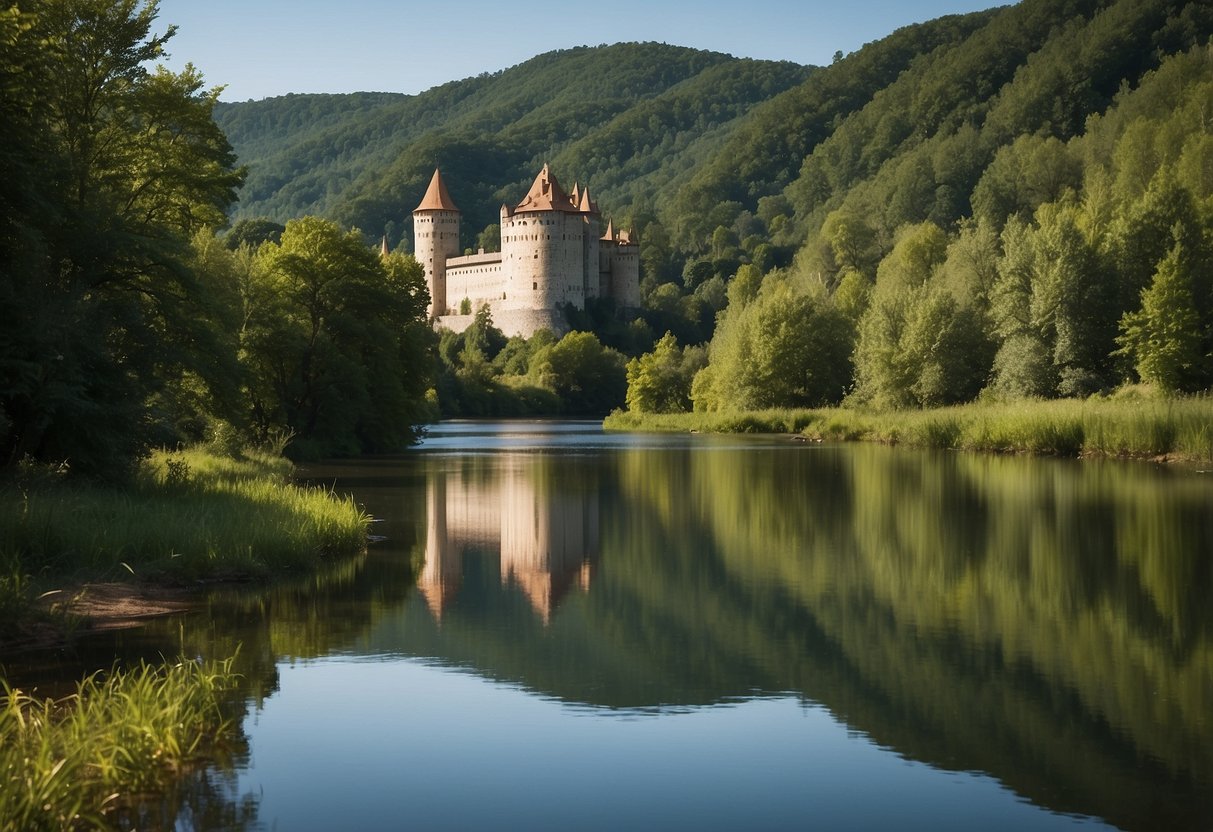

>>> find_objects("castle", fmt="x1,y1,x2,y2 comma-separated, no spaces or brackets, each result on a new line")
412,165,640,337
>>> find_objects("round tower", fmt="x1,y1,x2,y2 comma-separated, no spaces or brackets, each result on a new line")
503,164,586,311
412,168,461,317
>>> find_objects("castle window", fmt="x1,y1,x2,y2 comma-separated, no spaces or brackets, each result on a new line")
533,282,537,290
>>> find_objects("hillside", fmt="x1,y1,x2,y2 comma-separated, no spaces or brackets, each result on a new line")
217,0,1210,268
218,0,1213,408
215,43,812,246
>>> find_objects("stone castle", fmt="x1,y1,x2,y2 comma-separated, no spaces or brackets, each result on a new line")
412,165,640,337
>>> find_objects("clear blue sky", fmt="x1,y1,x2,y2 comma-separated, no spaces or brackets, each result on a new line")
154,0,1009,102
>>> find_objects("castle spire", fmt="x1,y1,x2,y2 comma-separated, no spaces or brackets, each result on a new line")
414,167,460,212
380,235,389,257
601,219,615,241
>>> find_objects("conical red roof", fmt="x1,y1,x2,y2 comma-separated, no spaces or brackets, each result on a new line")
414,168,460,212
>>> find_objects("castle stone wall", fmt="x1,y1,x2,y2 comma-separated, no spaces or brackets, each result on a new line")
435,308,568,339
446,251,504,312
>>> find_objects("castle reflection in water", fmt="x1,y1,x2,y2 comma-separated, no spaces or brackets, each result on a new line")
419,458,599,623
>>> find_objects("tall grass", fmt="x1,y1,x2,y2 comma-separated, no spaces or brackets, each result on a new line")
0,447,369,585
603,395,1213,463
0,656,242,830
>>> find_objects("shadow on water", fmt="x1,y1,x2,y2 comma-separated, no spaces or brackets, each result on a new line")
6,422,1212,830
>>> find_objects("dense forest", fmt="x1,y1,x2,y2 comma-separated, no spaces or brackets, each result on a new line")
219,0,1213,416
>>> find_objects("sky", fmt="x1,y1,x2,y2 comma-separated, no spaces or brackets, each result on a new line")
154,0,1009,102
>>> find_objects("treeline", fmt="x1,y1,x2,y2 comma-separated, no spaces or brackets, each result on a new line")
432,306,629,417
0,0,432,478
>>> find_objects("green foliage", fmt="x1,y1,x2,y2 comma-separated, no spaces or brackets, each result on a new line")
0,0,244,480
1116,243,1205,392
694,277,852,411
224,217,285,250
853,281,991,409
531,331,628,415
624,333,708,414
241,217,432,457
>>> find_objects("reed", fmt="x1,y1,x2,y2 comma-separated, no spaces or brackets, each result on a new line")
603,395,1213,463
0,657,242,830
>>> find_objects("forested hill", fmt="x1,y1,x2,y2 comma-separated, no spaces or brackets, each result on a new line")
214,43,813,245
218,0,1213,398
217,0,1211,269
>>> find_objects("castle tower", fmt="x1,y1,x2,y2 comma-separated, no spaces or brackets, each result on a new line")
579,186,601,298
412,168,461,317
501,163,585,312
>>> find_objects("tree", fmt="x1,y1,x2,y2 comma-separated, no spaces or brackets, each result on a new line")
225,218,285,250
695,278,852,411
475,223,500,252
242,217,432,457
822,208,880,277
625,332,706,413
0,0,244,478
530,331,627,415
853,281,990,409
1116,242,1204,392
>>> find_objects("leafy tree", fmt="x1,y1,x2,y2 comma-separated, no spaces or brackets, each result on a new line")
853,282,989,409
625,333,707,413
530,331,627,415
695,278,852,411
475,223,500,252
822,207,880,278
726,264,764,309
874,222,949,294
1115,242,1204,392
242,217,432,456
0,0,243,478
1032,202,1113,396
225,218,285,250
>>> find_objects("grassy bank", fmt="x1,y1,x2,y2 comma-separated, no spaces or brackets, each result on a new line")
0,447,372,826
0,446,370,646
1,656,242,830
604,396,1213,462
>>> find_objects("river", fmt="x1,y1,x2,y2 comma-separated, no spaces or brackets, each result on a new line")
13,420,1213,830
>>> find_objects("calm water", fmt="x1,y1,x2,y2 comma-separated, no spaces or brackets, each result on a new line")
11,421,1213,830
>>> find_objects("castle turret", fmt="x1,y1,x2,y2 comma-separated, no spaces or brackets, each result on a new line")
599,221,641,308
413,168,461,317
579,186,601,298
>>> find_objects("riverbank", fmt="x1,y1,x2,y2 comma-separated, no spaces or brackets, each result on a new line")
0,446,372,826
1,446,370,650
604,395,1213,463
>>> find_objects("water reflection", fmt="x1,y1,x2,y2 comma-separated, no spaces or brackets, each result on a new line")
8,424,1212,830
421,459,598,623
387,431,1213,830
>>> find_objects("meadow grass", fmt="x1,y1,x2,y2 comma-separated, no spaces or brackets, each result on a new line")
603,395,1213,463
0,656,242,830
0,447,369,586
